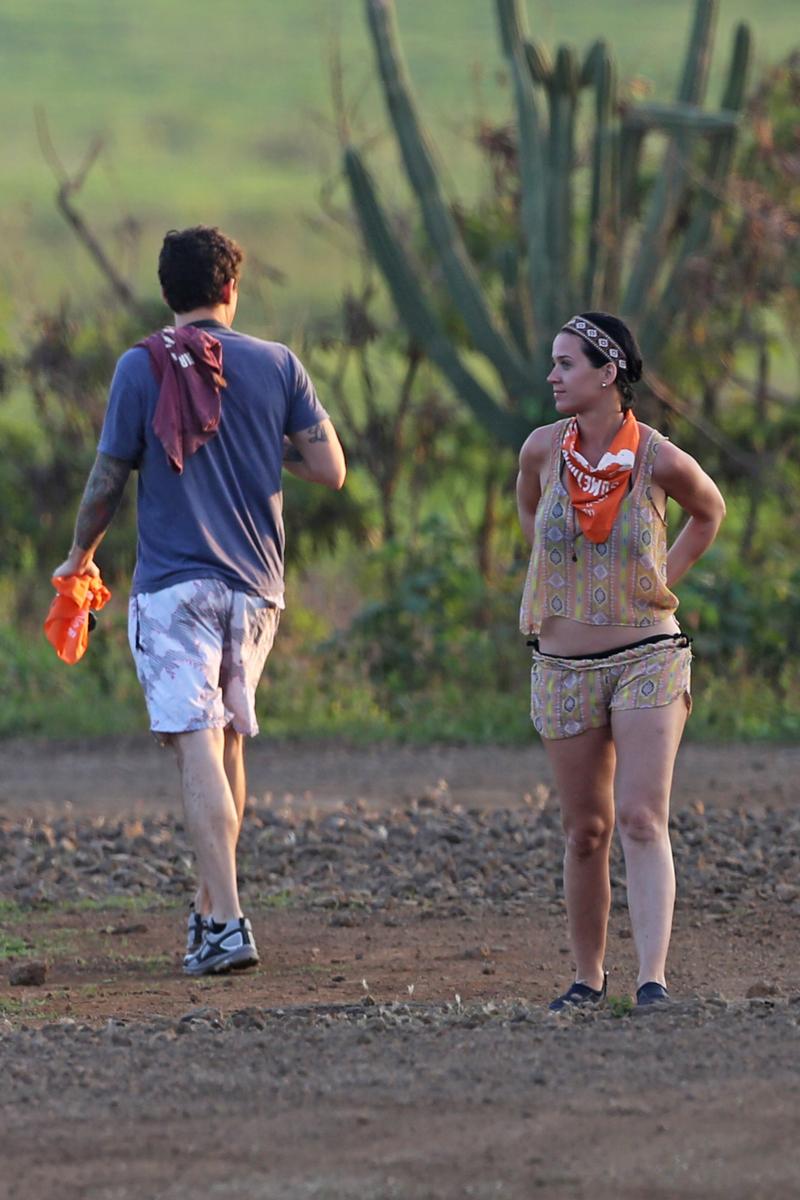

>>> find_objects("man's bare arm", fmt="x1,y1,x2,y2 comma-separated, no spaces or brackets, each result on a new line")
282,437,304,464
53,452,132,577
283,420,346,489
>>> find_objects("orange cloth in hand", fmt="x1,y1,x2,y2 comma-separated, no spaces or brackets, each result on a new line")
44,574,112,664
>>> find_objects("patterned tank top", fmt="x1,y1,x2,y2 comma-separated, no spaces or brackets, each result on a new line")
519,419,679,635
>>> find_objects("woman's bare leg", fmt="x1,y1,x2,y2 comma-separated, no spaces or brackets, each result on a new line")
542,725,616,990
612,696,688,988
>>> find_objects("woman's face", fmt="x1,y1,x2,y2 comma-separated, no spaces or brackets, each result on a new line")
547,331,612,415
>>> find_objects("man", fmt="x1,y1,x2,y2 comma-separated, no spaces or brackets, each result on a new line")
54,226,346,976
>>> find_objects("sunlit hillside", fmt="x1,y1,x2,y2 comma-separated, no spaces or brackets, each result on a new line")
1,0,796,332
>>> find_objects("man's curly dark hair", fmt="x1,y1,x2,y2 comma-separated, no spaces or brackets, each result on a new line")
158,226,243,314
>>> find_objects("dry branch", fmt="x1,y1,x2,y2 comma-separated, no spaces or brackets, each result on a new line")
644,369,759,476
35,107,144,317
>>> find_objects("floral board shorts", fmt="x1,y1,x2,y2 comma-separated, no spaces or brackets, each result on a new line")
530,636,692,741
128,579,280,740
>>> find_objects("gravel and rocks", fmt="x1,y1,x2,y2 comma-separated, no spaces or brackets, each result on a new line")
8,959,47,986
2,991,800,1200
2,992,799,1112
2,793,799,915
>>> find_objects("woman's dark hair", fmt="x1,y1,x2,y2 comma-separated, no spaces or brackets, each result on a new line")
158,226,243,314
574,311,643,411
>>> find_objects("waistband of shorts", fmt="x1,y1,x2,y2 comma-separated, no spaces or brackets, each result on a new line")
528,632,692,665
131,577,281,606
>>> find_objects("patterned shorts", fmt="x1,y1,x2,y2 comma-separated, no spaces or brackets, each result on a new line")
530,637,692,741
128,579,280,739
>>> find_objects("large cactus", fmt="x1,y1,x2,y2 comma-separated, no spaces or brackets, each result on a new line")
345,0,752,444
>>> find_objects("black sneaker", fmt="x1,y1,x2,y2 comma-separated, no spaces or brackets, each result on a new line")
636,981,670,1007
183,917,259,976
549,972,608,1012
186,905,205,955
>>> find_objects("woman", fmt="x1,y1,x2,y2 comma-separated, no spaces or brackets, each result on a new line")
517,312,725,1010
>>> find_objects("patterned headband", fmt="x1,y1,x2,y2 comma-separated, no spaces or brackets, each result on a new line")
562,316,627,372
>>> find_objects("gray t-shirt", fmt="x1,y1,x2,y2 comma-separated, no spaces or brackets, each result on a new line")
99,320,328,603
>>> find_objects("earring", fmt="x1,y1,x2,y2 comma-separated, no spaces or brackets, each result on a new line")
601,382,608,388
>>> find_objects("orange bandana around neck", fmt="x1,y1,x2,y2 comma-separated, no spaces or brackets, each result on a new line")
561,411,640,543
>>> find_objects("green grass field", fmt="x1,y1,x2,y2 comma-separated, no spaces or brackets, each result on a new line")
2,0,797,332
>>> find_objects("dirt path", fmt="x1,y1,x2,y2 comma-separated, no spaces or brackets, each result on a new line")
1,735,798,816
2,738,799,1198
3,897,800,1200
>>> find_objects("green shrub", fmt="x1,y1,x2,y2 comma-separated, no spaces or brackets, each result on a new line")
0,610,145,737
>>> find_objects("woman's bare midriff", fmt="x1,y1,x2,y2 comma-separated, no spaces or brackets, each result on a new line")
537,614,681,656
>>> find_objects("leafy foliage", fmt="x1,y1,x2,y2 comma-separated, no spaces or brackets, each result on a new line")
0,49,797,743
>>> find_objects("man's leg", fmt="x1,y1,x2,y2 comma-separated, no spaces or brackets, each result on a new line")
184,593,276,943
190,727,246,916
197,590,277,914
224,726,247,831
174,727,242,924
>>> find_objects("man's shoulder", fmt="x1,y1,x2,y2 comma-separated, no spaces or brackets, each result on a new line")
221,329,292,359
120,343,151,362
110,345,154,390
117,343,153,370
222,330,304,376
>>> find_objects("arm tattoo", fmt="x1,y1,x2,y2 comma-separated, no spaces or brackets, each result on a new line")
74,452,131,550
305,423,329,444
282,440,304,464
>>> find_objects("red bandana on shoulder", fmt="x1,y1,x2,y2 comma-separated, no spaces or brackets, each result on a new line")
561,410,640,543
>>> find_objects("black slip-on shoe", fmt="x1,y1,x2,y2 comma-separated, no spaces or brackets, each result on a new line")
636,981,670,1007
549,972,608,1013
